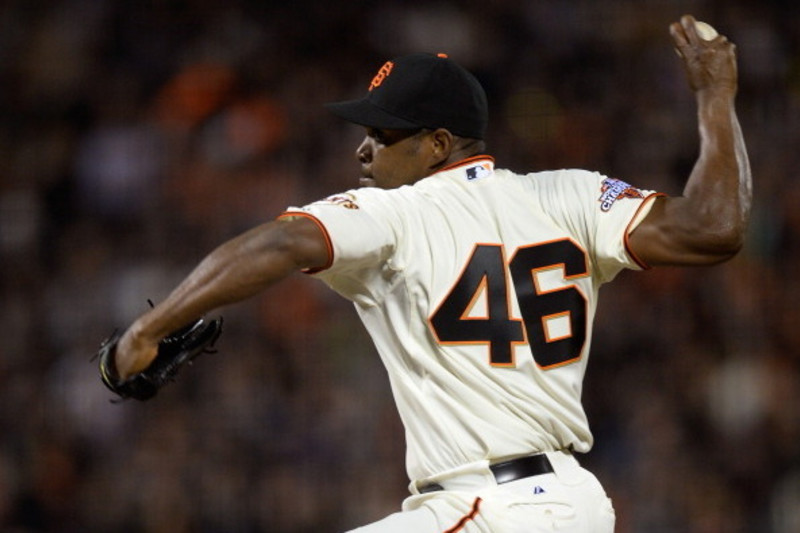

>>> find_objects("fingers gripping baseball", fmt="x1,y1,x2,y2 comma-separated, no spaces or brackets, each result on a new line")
670,15,737,94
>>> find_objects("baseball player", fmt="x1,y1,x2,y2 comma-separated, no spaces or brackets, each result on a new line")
108,15,750,532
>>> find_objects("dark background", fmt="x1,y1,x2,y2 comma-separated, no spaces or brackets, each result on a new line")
0,0,797,531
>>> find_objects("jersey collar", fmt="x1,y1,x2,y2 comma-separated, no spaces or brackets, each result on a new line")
437,155,495,182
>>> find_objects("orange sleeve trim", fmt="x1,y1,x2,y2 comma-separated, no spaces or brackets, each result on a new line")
623,192,667,270
277,211,334,274
444,497,483,533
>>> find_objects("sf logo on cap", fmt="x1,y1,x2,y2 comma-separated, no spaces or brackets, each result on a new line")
369,61,394,91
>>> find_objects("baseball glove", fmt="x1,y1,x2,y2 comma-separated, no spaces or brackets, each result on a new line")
96,316,223,402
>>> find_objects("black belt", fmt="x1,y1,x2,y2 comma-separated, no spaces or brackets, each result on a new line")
419,453,555,494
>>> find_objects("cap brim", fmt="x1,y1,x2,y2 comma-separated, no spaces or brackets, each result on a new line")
325,98,421,130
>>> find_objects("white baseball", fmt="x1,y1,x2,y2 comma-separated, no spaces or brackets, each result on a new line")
694,20,718,40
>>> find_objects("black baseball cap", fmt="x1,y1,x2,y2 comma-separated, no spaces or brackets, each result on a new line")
325,53,488,139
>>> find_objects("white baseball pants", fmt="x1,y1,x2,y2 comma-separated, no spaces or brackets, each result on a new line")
347,451,615,533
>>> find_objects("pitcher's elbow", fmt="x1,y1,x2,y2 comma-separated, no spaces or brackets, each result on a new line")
707,226,746,262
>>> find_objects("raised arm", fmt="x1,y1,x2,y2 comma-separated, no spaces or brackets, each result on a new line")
113,216,330,378
628,15,752,267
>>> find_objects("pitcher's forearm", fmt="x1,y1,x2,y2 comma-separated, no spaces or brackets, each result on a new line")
115,217,331,377
682,90,751,251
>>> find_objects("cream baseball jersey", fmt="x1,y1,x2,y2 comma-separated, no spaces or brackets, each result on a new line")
282,156,660,483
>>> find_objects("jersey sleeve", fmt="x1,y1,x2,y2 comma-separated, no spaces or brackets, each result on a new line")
281,189,403,302
529,169,662,282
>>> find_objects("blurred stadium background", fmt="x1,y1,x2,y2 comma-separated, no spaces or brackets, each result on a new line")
0,0,798,531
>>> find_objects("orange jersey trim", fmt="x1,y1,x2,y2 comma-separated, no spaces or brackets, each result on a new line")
444,497,482,533
277,211,334,274
439,155,495,173
623,192,666,270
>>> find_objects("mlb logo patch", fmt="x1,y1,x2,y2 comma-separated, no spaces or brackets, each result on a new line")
465,162,493,181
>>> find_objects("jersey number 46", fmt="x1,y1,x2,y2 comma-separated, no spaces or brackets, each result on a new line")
429,240,588,369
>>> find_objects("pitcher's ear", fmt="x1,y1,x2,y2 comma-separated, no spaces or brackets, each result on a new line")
428,128,454,165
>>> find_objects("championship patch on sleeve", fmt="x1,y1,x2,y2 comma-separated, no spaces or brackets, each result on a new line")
312,193,360,210
598,178,644,211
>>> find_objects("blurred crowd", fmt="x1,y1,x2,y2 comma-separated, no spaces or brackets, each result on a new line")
1,0,799,531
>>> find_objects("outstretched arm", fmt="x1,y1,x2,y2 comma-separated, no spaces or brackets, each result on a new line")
113,216,330,378
628,15,752,267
